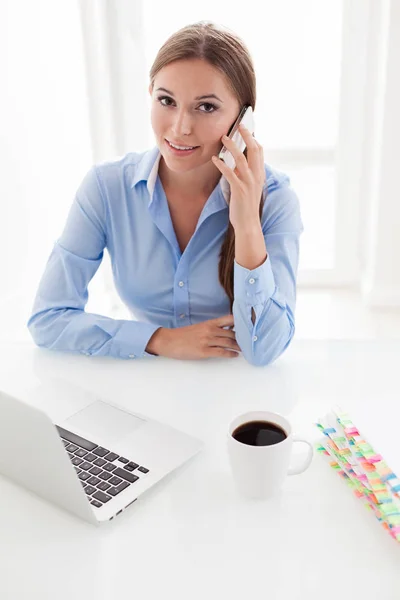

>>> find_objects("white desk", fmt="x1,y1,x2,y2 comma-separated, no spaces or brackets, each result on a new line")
0,340,399,599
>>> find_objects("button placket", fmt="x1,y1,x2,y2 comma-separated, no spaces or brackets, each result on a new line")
174,263,189,326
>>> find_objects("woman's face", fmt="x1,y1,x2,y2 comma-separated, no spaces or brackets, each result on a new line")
149,58,241,174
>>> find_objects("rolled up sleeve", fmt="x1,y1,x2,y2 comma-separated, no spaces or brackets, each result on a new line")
233,179,303,367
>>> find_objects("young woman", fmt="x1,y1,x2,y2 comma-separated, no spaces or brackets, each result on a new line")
28,21,303,367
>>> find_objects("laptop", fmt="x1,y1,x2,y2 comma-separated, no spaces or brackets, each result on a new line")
0,387,204,525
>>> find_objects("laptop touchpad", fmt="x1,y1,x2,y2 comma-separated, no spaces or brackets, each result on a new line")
64,400,146,446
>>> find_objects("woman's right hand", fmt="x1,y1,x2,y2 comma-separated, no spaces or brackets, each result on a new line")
146,315,241,360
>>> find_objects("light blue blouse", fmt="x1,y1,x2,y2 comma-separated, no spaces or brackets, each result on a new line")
27,146,303,366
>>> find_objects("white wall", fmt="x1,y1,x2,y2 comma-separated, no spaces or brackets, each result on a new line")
0,1,92,338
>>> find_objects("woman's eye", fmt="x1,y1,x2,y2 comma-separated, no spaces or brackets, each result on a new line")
158,96,174,107
199,103,217,113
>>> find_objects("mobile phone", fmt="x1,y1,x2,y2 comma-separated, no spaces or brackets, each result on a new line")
218,105,255,170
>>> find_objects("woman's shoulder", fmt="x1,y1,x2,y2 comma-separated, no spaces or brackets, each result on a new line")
264,163,291,193
93,148,154,190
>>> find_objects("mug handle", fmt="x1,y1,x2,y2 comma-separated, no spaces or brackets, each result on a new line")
287,435,314,476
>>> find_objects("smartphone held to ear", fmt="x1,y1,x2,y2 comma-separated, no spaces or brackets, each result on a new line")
218,105,255,170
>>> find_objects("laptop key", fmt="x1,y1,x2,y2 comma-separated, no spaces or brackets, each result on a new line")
84,485,96,495
108,481,130,496
97,481,111,491
87,476,101,486
92,491,111,503
113,468,139,484
99,471,112,481
124,464,137,472
138,467,149,474
109,476,122,486
66,444,79,453
91,500,102,508
74,467,82,475
116,481,130,493
89,466,102,475
103,463,117,472
80,461,92,471
118,457,129,464
72,457,83,466
104,452,119,462
79,472,91,481
93,458,106,467
84,453,97,462
62,440,69,447
74,449,87,458
93,447,109,458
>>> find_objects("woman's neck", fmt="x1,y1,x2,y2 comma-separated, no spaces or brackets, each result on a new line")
158,155,221,201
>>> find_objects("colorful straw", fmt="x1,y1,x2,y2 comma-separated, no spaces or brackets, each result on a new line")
315,406,400,543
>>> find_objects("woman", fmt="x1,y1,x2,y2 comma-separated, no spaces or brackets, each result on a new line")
27,21,303,367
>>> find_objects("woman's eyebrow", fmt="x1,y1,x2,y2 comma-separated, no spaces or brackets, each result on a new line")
155,87,223,102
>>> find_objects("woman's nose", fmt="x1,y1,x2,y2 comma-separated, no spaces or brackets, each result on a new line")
171,110,192,137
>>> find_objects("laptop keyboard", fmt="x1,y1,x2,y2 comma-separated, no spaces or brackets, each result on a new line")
56,425,149,509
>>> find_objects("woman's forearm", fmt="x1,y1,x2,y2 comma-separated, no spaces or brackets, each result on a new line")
234,222,267,270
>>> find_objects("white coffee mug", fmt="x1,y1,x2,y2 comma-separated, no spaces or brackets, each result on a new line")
227,410,313,499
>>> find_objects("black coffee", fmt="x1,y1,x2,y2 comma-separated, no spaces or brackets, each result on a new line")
232,420,287,447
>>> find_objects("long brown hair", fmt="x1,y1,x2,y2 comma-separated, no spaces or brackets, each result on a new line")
149,21,265,310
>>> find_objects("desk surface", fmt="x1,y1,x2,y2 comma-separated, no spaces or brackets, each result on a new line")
0,340,399,599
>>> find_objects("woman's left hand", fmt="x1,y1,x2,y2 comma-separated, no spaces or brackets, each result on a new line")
212,124,266,232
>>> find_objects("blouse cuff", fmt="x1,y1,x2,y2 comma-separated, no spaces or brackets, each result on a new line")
233,255,276,307
110,320,161,359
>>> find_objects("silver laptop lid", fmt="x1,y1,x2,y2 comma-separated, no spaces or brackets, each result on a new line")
0,390,96,524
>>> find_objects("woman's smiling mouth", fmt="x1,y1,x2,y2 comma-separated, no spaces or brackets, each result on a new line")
165,139,200,155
